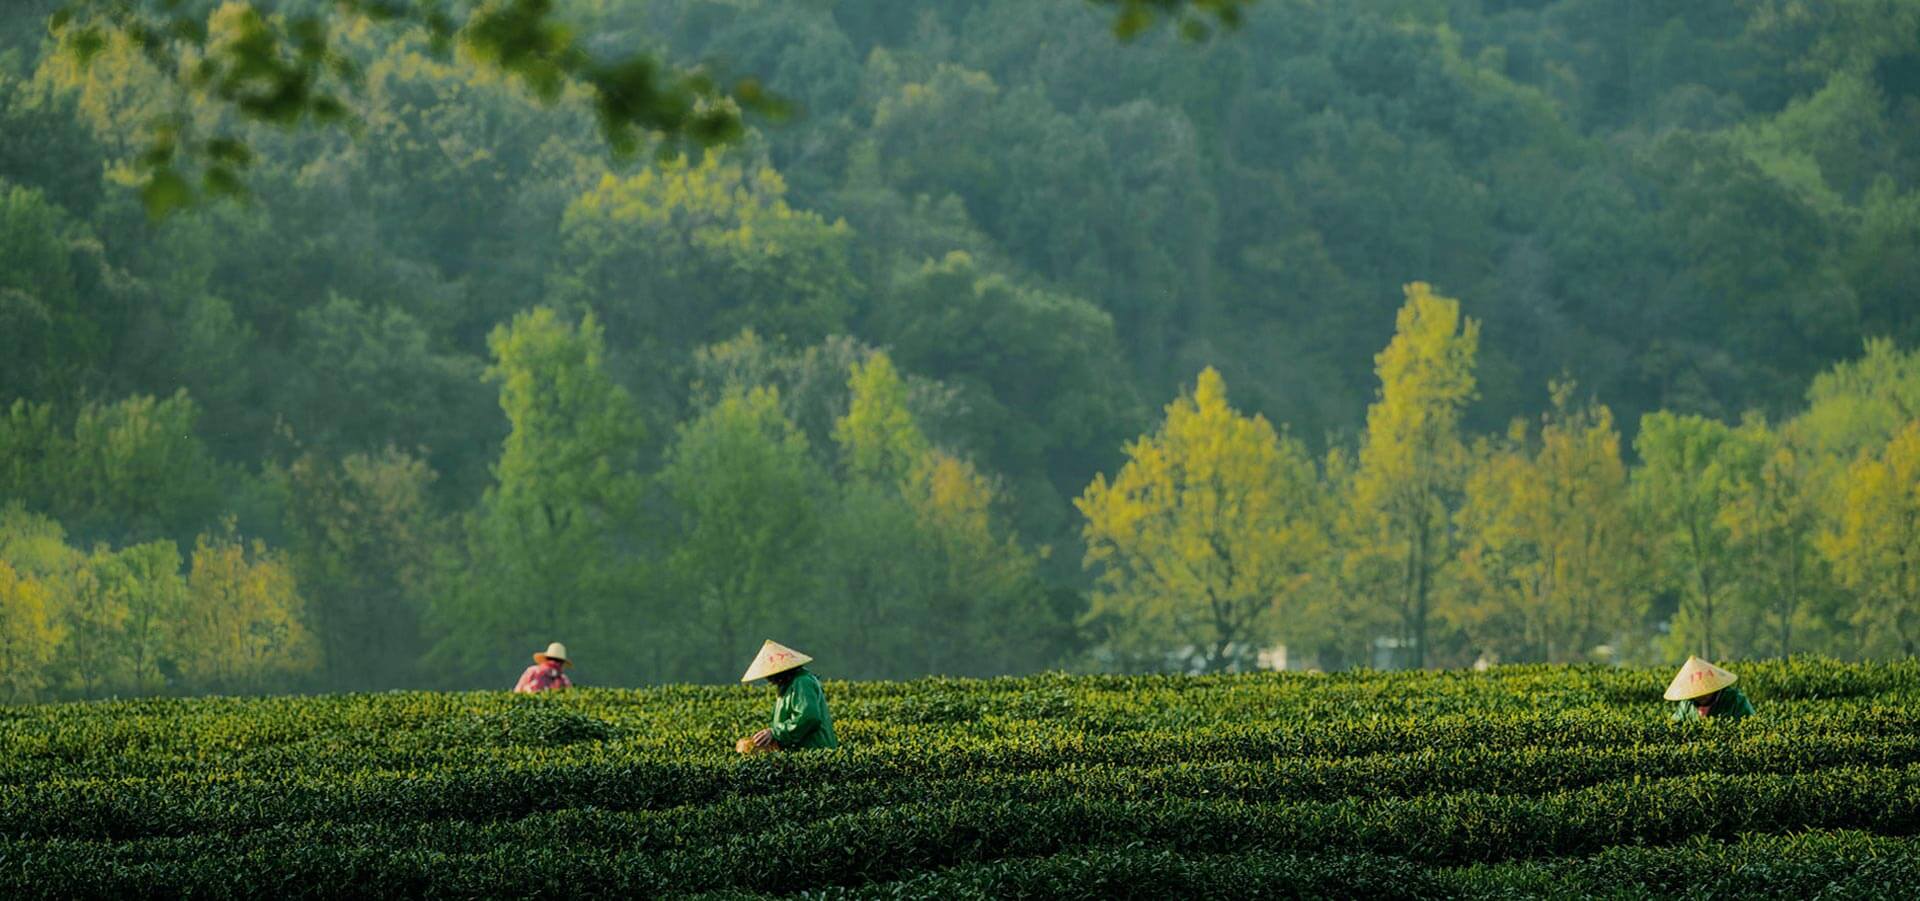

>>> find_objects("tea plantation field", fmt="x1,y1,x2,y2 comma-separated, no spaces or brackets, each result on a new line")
6,660,1920,898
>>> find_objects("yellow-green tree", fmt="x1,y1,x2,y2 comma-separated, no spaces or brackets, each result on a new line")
902,448,1047,675
1797,338,1920,460
659,386,822,683
823,351,1048,677
436,307,644,684
0,505,194,698
1308,448,1398,670
1350,283,1479,669
0,511,150,699
1079,367,1323,673
1453,384,1639,663
62,548,129,698
59,541,192,698
176,525,319,692
1720,417,1843,658
102,540,188,694
0,391,224,549
0,559,61,702
63,391,226,546
1632,411,1760,660
1823,421,1920,657
0,505,79,700
1532,394,1643,662
1450,432,1530,662
833,352,930,484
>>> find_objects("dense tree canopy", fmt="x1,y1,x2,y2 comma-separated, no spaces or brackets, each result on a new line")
2,0,1919,694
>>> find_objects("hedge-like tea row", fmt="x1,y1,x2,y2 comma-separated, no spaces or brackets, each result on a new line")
9,733,1920,842
829,831,1920,900
4,660,1920,896
9,699,1919,786
4,767,1918,897
9,656,1919,761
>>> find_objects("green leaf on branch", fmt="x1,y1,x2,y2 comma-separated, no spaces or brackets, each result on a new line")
65,24,106,67
204,138,254,168
309,95,349,125
202,165,248,200
166,14,206,45
140,168,194,220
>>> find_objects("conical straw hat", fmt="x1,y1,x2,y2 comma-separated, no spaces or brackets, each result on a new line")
740,640,812,682
1664,655,1736,701
534,642,571,667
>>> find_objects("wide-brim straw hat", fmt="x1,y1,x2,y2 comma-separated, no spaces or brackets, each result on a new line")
533,642,571,668
740,639,812,682
1664,655,1736,701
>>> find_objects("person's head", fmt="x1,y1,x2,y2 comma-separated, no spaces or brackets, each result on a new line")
1693,689,1721,709
534,642,571,669
768,667,802,690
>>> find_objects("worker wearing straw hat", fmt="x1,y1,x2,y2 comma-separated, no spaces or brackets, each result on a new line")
739,640,838,752
514,642,574,694
1665,656,1754,720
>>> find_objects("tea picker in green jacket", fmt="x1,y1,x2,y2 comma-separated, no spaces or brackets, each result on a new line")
740,639,838,752
1665,656,1756,721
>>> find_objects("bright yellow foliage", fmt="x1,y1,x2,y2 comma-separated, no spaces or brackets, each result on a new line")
177,526,320,691
907,451,995,545
1078,367,1323,672
1349,283,1479,668
1823,421,1920,657
835,352,930,484
61,548,132,698
0,559,62,703
1453,384,1639,663
1355,283,1480,515
565,154,846,255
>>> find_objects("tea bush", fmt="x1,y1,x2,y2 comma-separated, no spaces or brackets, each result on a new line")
3,659,1918,897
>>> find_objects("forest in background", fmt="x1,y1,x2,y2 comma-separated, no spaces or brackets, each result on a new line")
1,0,1918,700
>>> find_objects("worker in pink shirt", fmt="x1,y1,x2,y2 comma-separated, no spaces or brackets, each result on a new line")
514,642,573,693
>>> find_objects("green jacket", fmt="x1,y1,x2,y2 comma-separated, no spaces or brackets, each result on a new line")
1671,685,1755,721
770,669,837,750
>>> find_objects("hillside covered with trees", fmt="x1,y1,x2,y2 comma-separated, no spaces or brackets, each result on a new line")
1,0,1917,699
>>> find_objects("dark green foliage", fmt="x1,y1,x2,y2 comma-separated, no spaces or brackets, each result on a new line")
2,0,1920,696
50,0,785,217
448,699,618,746
1094,0,1256,42
5,663,1920,896
0,391,226,548
0,181,94,402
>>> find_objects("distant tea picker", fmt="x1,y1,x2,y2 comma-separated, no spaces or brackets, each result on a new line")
514,642,573,694
1665,656,1755,720
737,640,838,753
